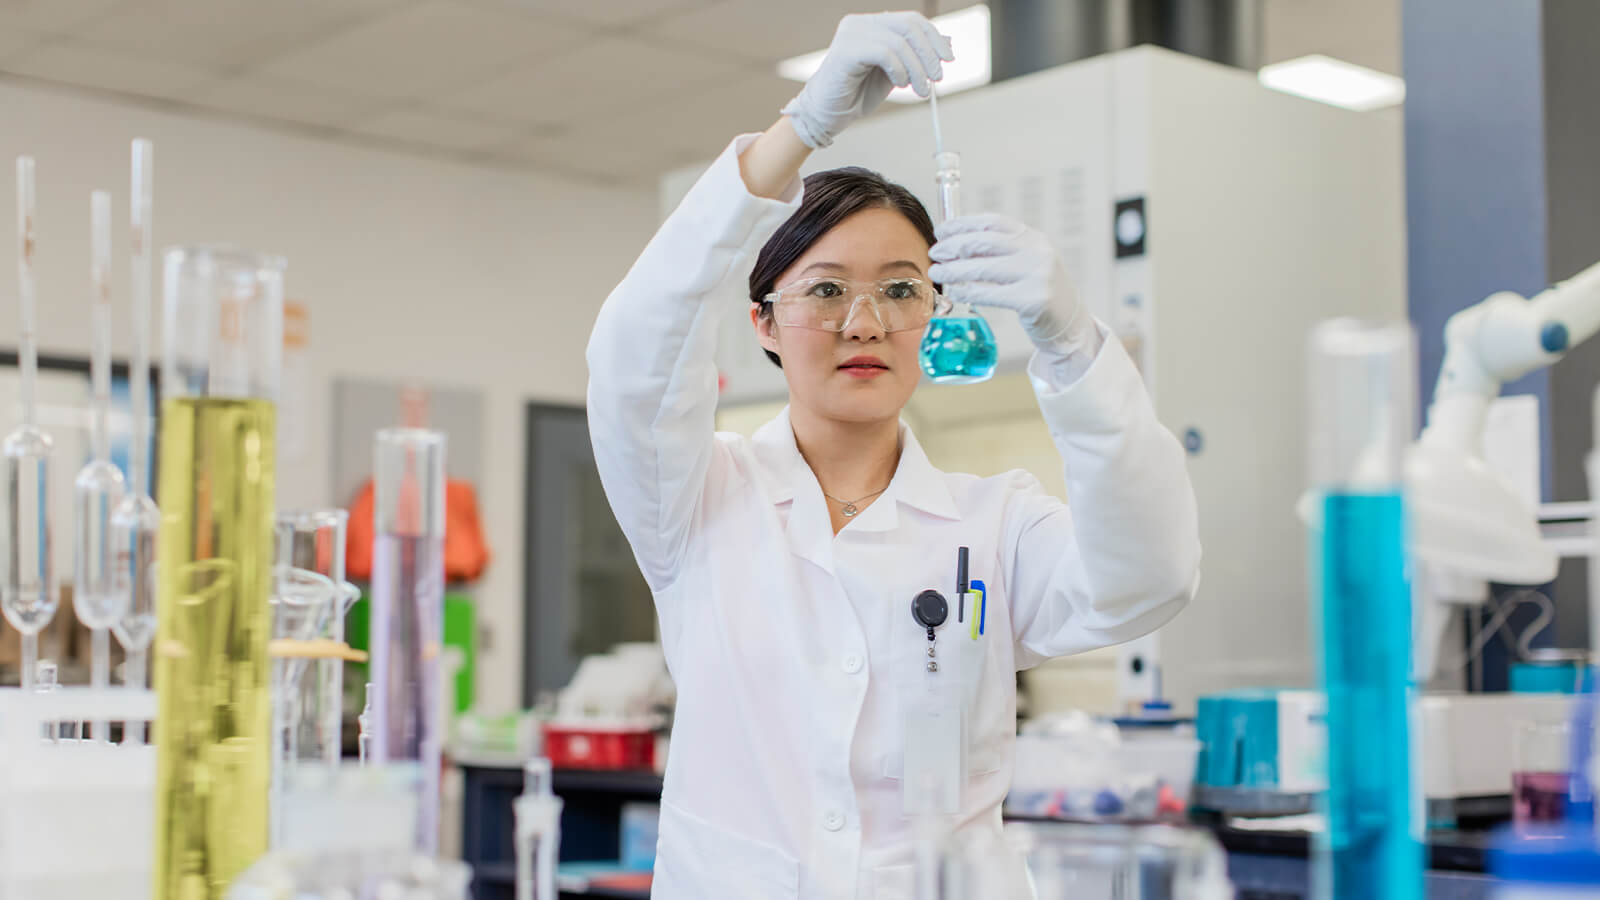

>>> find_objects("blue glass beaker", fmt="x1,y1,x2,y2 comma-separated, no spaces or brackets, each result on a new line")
920,300,997,384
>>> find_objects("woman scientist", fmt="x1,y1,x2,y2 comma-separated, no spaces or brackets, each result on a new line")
586,11,1200,899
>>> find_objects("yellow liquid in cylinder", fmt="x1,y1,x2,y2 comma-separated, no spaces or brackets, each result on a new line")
153,397,276,900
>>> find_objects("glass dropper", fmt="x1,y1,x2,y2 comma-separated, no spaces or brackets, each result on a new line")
2,156,59,690
73,189,128,742
111,138,160,702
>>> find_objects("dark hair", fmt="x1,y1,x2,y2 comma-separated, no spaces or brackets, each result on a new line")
748,167,937,368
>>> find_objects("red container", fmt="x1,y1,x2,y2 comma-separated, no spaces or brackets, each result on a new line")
543,721,656,770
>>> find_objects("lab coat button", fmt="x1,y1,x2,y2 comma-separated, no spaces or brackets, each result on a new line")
823,810,845,832
842,654,863,674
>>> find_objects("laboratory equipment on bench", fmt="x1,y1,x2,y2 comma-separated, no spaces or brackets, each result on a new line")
275,509,358,769
358,681,373,765
369,426,447,852
515,758,563,900
1410,258,1600,684
3,156,59,691
73,189,128,743
1488,826,1600,899
924,821,1232,899
1006,712,1198,822
1190,689,1326,817
154,245,285,898
544,642,671,770
1415,692,1569,828
1513,719,1572,826
112,138,161,699
274,762,423,858
0,685,158,899
1511,649,1590,694
268,561,340,846
919,84,997,385
1307,319,1421,900
227,848,470,900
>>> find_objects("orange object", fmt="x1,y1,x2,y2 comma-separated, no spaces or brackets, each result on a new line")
345,478,491,582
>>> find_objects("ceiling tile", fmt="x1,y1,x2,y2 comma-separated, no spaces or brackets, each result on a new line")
492,130,682,184
569,71,795,158
259,1,590,102
0,25,49,61
438,34,746,127
191,73,378,129
1263,0,1401,75
1,38,217,99
460,0,715,29
75,0,408,70
494,71,794,183
648,0,866,64
346,107,522,150
0,0,127,34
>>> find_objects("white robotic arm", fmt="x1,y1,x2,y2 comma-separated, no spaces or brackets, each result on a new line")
1412,259,1600,680
1423,260,1600,450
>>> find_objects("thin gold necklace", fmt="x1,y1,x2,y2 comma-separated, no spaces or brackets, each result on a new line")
821,485,889,518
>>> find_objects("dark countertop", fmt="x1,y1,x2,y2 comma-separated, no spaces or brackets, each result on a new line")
1212,825,1492,872
459,763,1495,874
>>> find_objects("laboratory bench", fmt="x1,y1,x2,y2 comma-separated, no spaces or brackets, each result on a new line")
459,760,662,900
458,760,1498,900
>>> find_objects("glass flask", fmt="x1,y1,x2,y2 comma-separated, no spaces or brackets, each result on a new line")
920,151,997,384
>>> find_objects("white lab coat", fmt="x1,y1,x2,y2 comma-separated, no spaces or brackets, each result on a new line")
585,135,1201,900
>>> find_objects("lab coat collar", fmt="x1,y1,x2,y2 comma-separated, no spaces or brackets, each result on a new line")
750,407,962,561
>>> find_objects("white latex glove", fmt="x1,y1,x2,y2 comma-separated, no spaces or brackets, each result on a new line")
927,214,1100,359
781,12,953,149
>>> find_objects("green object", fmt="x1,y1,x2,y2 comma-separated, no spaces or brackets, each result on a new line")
444,593,476,713
344,591,476,713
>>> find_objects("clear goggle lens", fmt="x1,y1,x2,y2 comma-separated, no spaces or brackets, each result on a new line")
765,277,938,333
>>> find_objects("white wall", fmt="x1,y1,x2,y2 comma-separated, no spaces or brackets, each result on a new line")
0,78,656,713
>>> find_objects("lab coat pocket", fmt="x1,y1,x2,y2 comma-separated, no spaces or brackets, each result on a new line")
887,615,1001,785
957,630,1004,776
654,800,799,900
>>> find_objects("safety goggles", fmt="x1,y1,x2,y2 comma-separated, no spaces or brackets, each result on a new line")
762,276,940,333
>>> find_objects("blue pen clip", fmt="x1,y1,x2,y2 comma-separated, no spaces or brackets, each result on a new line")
972,579,986,636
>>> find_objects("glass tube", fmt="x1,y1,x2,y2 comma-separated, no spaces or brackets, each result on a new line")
1306,319,1421,900
277,509,351,767
369,427,447,853
154,245,284,899
112,138,159,700
76,190,128,743
3,156,58,690
920,150,997,385
515,757,563,900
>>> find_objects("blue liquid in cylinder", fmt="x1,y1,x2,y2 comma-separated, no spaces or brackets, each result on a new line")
1315,491,1421,900
920,316,998,384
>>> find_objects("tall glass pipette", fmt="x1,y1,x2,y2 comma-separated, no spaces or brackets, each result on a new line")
112,139,160,699
2,156,59,691
369,427,447,853
1307,319,1421,900
919,85,997,384
74,190,128,743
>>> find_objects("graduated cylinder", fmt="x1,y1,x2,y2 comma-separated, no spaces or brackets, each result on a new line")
1307,319,1421,900
370,427,447,852
153,246,284,900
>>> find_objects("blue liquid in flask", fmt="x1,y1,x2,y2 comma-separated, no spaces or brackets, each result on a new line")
1315,490,1421,900
920,315,998,384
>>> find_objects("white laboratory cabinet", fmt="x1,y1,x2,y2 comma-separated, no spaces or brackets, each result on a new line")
660,46,1406,712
